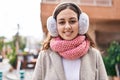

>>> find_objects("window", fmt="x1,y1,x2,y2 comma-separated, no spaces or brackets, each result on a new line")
80,0,112,6
96,0,112,6
80,0,93,4
41,0,60,3
41,0,112,6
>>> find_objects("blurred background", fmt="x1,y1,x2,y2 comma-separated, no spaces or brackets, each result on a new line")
0,0,120,80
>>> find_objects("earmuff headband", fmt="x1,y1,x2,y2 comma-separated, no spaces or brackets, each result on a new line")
47,2,89,37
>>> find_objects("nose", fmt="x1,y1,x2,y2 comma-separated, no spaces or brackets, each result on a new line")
65,22,71,29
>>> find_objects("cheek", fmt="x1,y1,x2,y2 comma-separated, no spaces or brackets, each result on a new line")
75,26,79,32
73,24,79,32
57,25,63,33
74,28,79,35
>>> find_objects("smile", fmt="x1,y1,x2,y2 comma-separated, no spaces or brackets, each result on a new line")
64,31,73,36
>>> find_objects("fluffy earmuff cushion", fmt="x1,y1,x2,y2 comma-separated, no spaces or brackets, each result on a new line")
47,16,58,37
79,12,89,34
47,13,89,37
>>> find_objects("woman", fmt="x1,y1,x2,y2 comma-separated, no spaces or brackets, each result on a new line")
32,2,108,80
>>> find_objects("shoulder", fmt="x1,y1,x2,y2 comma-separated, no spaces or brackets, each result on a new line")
38,49,53,59
35,49,54,66
89,47,100,54
83,47,103,62
88,47,104,64
88,47,101,57
38,48,60,61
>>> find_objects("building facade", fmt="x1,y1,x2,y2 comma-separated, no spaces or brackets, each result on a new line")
40,0,120,49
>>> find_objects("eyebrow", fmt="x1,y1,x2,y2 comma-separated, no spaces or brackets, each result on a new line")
58,17,77,21
70,17,77,20
58,18,64,21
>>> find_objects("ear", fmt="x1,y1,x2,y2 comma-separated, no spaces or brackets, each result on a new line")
47,16,58,37
79,12,89,34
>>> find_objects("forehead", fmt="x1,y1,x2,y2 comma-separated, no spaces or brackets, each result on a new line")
57,9,77,20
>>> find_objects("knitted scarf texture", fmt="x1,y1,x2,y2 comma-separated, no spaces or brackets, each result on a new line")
50,35,90,60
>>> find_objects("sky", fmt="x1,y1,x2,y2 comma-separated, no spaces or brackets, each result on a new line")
0,0,43,41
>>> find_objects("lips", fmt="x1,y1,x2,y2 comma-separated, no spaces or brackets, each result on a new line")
64,31,73,36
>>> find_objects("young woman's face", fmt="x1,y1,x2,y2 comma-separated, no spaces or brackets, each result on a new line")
56,9,79,40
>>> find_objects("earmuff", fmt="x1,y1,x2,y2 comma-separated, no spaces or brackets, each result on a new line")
47,3,89,37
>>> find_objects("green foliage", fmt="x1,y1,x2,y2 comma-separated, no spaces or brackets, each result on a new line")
103,41,120,76
7,52,17,67
0,40,3,52
0,36,5,52
6,44,17,68
5,36,26,68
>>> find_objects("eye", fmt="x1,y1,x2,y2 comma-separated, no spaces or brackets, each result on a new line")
58,21,65,25
69,20,76,24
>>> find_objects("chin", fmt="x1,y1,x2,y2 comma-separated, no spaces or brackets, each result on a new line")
63,36,77,40
59,34,78,40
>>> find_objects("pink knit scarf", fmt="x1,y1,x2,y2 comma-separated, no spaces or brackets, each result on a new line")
50,35,90,60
